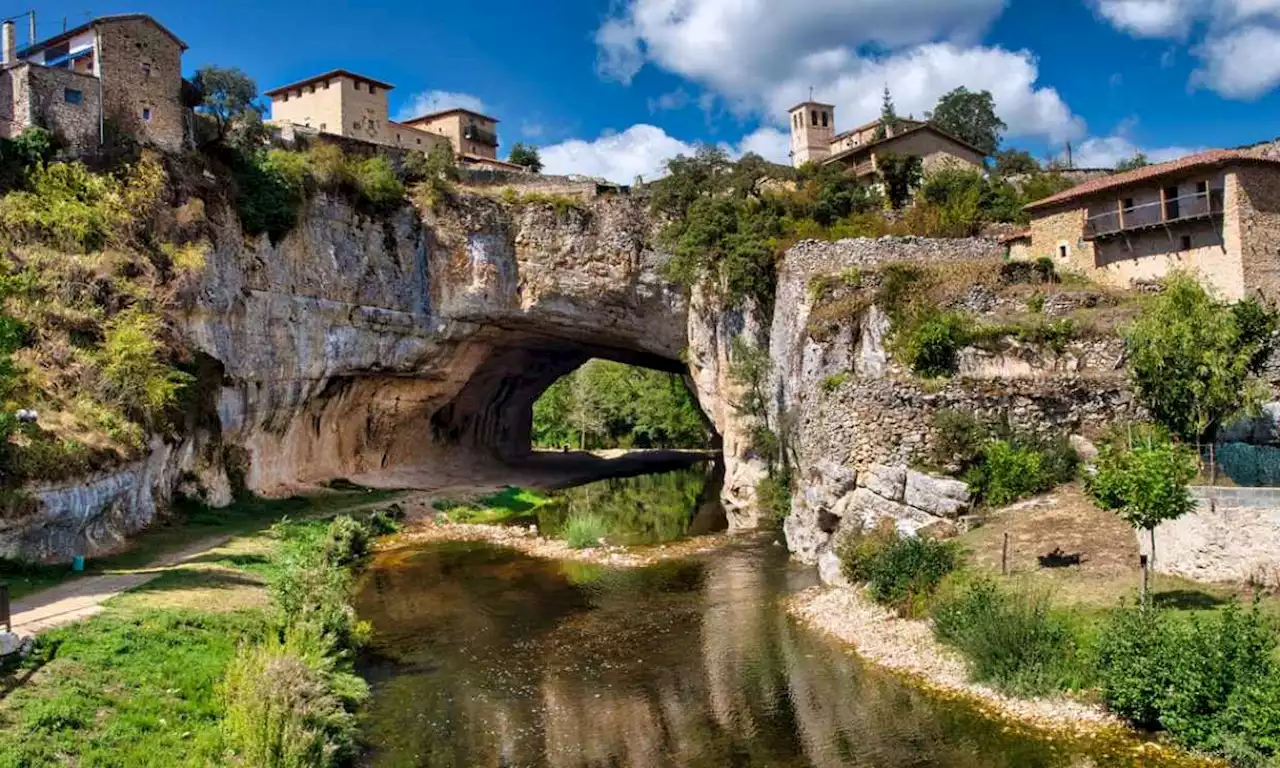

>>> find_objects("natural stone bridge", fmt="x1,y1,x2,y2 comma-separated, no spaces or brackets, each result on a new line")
189,193,705,493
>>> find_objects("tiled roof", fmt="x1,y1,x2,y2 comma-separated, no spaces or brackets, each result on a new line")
401,108,501,125
1023,149,1280,211
265,70,394,97
823,122,988,167
999,230,1031,244
18,13,187,55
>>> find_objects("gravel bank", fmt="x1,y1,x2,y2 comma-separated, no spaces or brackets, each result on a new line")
790,586,1122,733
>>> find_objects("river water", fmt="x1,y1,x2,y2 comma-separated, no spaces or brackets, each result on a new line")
354,467,1196,767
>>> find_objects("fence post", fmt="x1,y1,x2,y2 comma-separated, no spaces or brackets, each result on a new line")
1139,554,1150,606
1001,532,1010,577
1,583,9,633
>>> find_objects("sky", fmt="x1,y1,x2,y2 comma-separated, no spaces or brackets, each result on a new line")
22,0,1280,182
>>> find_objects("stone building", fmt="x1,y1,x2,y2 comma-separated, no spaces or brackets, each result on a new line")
1023,149,1280,301
0,14,187,152
267,70,524,171
787,100,986,176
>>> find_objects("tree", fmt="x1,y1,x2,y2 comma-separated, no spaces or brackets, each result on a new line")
1115,153,1150,172
192,66,261,147
992,148,1040,177
508,143,543,173
877,152,923,209
927,87,1006,156
875,87,900,141
1087,429,1197,580
1126,273,1278,448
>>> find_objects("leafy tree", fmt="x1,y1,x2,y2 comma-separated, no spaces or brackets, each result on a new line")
1019,172,1076,206
1125,273,1278,446
877,152,923,209
508,143,543,173
794,163,879,225
191,66,261,147
927,87,1006,156
992,148,1040,177
1087,430,1197,567
1115,153,1150,172
919,167,985,235
649,145,733,219
875,87,900,141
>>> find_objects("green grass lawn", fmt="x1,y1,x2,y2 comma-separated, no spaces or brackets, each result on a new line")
0,490,405,767
1,485,402,601
434,486,552,525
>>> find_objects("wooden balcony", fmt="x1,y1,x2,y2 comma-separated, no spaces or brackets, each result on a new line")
1085,189,1224,240
463,125,498,147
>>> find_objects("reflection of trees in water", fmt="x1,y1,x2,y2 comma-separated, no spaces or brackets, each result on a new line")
538,465,715,545
358,541,1150,768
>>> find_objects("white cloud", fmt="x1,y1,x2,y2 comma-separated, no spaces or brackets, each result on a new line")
594,0,1083,146
538,124,793,184
393,90,486,122
1191,24,1280,99
1069,134,1201,168
1092,0,1280,98
539,125,698,184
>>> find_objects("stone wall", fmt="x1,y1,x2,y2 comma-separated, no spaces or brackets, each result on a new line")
0,63,102,151
1237,164,1280,301
1141,488,1280,588
1028,205,1094,273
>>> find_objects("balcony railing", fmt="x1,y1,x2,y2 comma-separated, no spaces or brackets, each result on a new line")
463,125,498,147
1085,189,1224,240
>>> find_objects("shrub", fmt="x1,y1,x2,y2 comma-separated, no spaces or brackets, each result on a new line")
267,548,366,651
99,309,193,428
755,468,793,523
563,512,608,549
0,161,130,251
232,149,305,241
930,409,987,471
895,310,971,377
320,516,369,567
820,372,849,394
222,629,367,768
965,438,1075,507
932,578,1089,696
306,143,353,190
352,155,404,212
839,520,959,615
1098,601,1278,757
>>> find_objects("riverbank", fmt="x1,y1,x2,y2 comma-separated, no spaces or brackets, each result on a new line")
788,586,1221,765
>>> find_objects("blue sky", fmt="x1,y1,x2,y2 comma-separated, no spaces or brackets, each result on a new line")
22,0,1280,182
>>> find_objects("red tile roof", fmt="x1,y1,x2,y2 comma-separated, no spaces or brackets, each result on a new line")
999,230,1031,244
266,70,394,97
1024,149,1280,212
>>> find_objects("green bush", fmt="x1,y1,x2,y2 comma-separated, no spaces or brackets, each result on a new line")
320,516,369,567
933,578,1090,696
232,149,305,242
99,309,194,428
352,155,404,212
563,512,608,549
966,437,1075,507
838,519,959,615
0,161,130,251
755,468,793,524
930,409,988,471
1098,601,1278,758
222,628,367,768
896,310,971,377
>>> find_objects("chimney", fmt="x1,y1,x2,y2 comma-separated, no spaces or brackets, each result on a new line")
2,21,15,65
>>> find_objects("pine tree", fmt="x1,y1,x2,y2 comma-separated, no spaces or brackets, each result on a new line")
876,86,900,141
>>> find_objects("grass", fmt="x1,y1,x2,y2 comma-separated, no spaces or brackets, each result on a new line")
0,491,400,766
434,486,552,525
563,513,608,549
0,487,400,601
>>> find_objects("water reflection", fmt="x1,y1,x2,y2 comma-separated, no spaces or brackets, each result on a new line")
535,463,727,545
356,540,1190,767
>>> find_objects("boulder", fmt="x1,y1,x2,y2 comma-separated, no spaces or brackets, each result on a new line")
0,632,21,657
1069,434,1099,463
844,488,939,535
860,464,907,502
904,470,972,519
783,504,830,564
817,545,850,588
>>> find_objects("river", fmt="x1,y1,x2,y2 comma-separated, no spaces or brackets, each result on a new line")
353,465,1197,767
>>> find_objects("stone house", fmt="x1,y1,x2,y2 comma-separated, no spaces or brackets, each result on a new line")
1023,149,1280,301
787,100,986,176
267,70,524,171
0,14,187,152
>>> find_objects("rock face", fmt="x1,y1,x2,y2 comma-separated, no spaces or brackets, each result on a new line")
764,236,1143,581
3,191,715,561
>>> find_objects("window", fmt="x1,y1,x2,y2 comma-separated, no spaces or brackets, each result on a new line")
353,122,360,130
63,88,82,105
142,107,152,121
1180,234,1193,251
322,80,330,89
1122,197,1135,213
280,92,288,102
319,123,326,130
1058,244,1069,260
811,110,817,126
1196,180,1208,197
369,86,378,96
821,111,828,127
416,138,421,144
141,62,151,79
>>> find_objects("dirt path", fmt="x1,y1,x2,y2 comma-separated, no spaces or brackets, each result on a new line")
8,534,236,635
